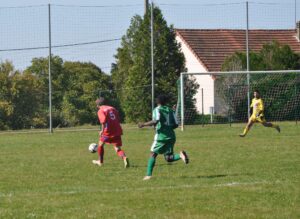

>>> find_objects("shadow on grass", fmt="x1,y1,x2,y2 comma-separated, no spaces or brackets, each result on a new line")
180,173,253,179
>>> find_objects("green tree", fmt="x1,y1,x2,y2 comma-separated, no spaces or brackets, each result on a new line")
62,61,112,126
25,56,66,127
0,61,45,130
0,61,14,130
112,5,197,122
10,71,46,129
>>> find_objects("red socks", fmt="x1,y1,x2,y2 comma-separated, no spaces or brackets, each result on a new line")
117,150,126,159
98,145,104,163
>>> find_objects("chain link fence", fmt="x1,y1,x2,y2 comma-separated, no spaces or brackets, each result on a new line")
0,1,299,130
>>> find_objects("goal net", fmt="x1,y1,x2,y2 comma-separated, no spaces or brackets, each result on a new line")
177,70,300,129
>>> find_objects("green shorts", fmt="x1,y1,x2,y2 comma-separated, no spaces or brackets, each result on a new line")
151,139,176,155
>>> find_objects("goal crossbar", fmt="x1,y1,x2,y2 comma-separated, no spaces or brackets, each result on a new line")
181,70,300,76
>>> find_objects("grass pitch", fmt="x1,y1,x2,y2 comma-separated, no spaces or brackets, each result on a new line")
0,123,299,219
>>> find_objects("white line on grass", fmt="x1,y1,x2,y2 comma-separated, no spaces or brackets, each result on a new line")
0,181,274,197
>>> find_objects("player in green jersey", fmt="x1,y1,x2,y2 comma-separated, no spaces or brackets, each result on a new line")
138,95,189,181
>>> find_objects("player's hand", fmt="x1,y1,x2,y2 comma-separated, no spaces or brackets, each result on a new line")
138,123,144,128
172,104,177,111
99,131,103,136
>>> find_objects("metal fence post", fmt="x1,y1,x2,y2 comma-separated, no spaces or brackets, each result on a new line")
48,4,53,133
201,88,204,127
180,73,184,131
246,1,251,120
295,84,298,125
151,1,155,112
295,0,297,27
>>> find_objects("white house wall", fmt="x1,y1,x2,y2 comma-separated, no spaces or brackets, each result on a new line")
176,35,215,114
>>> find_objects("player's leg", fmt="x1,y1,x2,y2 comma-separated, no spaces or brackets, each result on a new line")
113,146,129,168
239,118,254,137
261,121,280,133
163,139,189,164
164,153,181,162
112,136,129,168
92,141,105,166
143,152,158,180
144,140,164,180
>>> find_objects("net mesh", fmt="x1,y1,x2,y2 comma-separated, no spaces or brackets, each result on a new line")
179,71,300,125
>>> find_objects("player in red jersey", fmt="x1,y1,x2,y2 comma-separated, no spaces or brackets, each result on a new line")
92,97,129,168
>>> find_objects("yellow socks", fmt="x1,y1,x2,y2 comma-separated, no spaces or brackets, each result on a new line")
242,127,249,135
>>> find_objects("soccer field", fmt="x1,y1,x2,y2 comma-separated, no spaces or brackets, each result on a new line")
0,123,299,219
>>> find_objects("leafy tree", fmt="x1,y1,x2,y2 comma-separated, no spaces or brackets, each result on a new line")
112,5,197,122
25,56,66,127
62,61,112,126
10,71,45,129
0,61,45,130
0,61,14,130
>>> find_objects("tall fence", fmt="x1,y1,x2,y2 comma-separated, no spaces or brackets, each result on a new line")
0,1,299,131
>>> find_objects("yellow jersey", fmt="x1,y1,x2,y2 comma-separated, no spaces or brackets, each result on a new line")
250,98,264,116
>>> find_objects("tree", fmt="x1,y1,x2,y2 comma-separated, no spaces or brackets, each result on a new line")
112,5,197,122
62,61,112,126
0,61,45,130
25,56,66,127
10,71,46,129
0,61,14,130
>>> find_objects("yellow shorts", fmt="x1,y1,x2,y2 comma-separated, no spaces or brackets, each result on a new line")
250,114,266,123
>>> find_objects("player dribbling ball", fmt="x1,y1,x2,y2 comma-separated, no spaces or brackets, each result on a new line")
92,97,129,168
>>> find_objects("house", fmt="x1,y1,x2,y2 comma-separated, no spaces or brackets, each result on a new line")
176,28,300,115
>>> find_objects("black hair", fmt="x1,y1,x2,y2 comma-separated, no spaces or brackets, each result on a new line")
253,89,260,94
156,94,168,105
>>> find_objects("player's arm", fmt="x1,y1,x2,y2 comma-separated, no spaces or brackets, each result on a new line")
138,108,159,128
138,120,158,128
172,110,179,129
99,125,103,136
98,110,106,136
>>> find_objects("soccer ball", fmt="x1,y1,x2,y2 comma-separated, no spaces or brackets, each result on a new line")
88,143,98,153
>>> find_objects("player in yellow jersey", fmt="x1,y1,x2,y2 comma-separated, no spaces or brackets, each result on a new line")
239,90,280,137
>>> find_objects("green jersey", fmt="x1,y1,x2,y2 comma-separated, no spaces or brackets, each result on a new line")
152,105,178,141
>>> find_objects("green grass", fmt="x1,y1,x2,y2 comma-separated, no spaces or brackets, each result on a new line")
0,123,299,219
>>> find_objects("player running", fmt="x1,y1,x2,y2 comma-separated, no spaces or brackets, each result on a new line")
92,97,129,168
138,95,189,180
239,90,280,137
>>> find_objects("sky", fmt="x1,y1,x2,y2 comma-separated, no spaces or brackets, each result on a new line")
0,0,299,73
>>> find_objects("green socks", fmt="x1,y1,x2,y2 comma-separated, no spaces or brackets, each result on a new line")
146,156,156,176
173,154,181,161
146,154,181,176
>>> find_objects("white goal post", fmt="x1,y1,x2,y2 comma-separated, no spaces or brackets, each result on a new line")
179,70,300,131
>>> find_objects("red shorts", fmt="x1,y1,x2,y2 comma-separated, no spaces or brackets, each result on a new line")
100,135,122,147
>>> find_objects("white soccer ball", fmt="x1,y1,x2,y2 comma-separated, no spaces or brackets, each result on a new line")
88,143,98,153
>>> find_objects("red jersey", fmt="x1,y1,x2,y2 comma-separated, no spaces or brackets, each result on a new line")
98,105,122,137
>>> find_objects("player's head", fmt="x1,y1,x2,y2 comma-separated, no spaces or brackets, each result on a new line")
253,90,260,98
95,97,106,108
156,95,168,106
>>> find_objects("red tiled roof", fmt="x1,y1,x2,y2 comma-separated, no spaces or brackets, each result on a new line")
176,29,300,72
